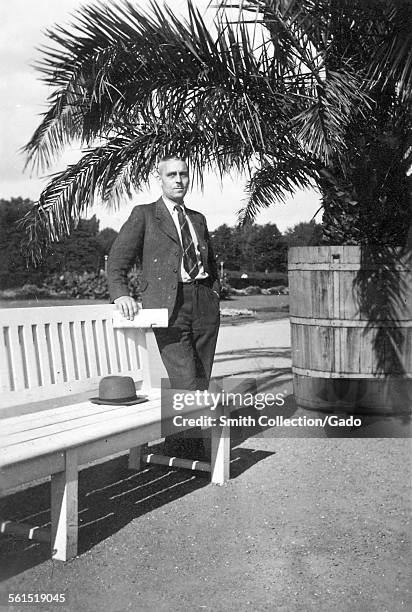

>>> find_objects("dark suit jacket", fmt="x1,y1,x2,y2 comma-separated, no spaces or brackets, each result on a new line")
107,197,220,318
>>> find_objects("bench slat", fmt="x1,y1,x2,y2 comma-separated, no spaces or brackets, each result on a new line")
60,321,77,381
105,319,119,374
95,319,109,376
83,320,99,378
72,321,88,379
115,329,129,372
138,332,153,391
8,325,26,391
22,324,40,388
36,324,53,386
49,322,65,384
0,326,11,392
125,328,140,373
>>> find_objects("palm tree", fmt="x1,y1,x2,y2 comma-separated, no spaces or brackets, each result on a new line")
22,0,411,261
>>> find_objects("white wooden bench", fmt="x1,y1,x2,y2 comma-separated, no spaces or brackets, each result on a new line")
0,305,231,561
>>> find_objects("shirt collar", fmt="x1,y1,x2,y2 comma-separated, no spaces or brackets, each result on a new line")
162,195,186,213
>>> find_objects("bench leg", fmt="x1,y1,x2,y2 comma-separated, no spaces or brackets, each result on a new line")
128,445,142,470
51,449,78,561
211,410,230,485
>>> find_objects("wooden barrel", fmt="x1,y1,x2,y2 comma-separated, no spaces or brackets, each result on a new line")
288,246,412,413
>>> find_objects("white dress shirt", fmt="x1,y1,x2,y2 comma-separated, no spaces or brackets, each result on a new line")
162,196,208,282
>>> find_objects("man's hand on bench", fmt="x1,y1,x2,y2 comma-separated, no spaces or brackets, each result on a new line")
114,296,141,320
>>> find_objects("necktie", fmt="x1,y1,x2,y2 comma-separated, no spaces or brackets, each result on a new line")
174,204,200,279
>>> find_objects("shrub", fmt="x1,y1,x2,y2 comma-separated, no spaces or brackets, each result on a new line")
0,284,52,299
43,271,109,299
267,285,289,295
244,285,262,295
230,288,248,296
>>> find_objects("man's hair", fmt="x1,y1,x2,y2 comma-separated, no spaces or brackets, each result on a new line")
157,155,188,173
158,154,186,165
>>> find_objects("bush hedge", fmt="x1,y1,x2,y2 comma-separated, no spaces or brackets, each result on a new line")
0,269,145,301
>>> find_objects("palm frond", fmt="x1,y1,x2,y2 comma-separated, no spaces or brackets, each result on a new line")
292,69,369,164
366,0,412,103
239,155,317,225
23,93,84,174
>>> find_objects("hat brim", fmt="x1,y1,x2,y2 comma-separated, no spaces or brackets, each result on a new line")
90,395,148,406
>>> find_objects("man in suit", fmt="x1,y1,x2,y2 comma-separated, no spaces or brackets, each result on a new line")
107,155,220,392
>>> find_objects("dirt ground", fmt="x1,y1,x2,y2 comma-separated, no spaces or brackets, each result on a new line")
0,435,410,612
0,319,410,612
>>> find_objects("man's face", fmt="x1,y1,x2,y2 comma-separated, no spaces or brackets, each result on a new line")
158,159,190,203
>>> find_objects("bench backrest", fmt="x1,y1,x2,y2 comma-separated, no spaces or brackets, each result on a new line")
0,304,165,410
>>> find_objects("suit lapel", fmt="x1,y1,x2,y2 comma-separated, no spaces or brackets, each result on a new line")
155,197,179,244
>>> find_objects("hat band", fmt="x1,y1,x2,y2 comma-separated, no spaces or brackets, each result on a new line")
100,394,137,403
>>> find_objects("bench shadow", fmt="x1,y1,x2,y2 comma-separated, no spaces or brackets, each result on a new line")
0,444,273,579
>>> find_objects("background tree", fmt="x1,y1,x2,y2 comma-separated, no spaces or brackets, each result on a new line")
96,227,118,259
209,224,241,271
210,222,288,272
253,224,287,272
0,199,113,288
0,198,43,288
44,215,102,275
284,221,324,247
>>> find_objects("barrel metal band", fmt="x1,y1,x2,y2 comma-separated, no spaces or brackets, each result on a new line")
288,263,411,271
290,316,412,328
292,366,412,379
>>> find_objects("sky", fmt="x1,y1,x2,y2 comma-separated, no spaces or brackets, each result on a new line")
0,0,321,233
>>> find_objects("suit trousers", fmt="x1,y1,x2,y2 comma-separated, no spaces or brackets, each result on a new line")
153,281,220,391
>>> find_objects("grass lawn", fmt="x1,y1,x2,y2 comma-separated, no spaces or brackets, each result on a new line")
220,293,289,322
221,293,288,311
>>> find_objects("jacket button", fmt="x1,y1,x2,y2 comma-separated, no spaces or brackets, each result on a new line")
174,251,179,256
172,284,176,289
173,268,177,273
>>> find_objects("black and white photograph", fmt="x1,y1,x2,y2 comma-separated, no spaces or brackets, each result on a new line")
0,0,411,610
